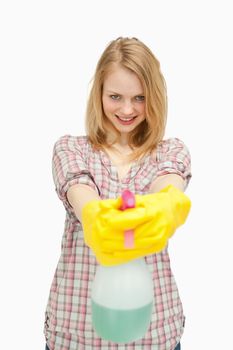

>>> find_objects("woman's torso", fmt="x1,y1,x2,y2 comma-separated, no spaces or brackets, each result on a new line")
44,135,190,350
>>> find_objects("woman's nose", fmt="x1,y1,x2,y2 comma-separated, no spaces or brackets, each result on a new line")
120,100,134,115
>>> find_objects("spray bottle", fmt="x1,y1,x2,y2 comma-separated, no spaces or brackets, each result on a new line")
91,190,154,343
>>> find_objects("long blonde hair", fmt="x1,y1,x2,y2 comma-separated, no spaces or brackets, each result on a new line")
85,37,167,161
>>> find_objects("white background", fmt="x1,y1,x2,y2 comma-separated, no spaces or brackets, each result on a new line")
0,1,232,349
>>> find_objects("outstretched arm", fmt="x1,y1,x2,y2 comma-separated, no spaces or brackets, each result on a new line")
67,184,101,223
149,174,185,193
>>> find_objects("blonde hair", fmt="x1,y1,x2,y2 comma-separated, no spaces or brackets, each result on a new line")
85,37,167,161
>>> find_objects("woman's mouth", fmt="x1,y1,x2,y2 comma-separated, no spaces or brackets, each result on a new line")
115,115,137,125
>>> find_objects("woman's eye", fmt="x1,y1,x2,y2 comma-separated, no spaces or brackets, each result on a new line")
110,95,120,100
135,95,145,102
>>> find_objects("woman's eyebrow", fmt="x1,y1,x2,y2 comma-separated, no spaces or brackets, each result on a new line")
105,90,144,95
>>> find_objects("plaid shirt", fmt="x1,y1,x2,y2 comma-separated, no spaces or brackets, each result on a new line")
44,135,191,350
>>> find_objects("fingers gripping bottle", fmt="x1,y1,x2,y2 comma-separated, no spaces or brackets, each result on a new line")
91,190,154,343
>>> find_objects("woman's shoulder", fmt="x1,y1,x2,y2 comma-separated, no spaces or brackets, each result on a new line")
54,134,88,144
157,137,189,152
158,137,188,149
156,137,190,161
53,134,91,151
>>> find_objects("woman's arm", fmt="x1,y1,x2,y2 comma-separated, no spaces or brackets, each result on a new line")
149,174,185,193
67,174,185,222
67,184,101,223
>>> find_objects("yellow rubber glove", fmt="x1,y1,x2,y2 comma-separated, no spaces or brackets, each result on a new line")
82,185,191,266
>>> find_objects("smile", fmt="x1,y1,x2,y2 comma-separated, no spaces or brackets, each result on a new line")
115,115,137,125
115,115,137,121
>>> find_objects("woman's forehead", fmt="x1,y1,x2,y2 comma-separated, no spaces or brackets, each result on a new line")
103,66,144,95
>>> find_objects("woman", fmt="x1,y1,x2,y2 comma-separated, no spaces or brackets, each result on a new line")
44,37,191,350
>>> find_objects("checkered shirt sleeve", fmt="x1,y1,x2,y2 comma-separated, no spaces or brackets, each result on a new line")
52,135,100,212
156,138,191,189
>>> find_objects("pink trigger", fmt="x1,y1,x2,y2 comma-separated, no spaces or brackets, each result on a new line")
124,229,135,249
121,190,135,249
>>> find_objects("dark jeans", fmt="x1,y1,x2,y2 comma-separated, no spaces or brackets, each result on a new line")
46,342,181,350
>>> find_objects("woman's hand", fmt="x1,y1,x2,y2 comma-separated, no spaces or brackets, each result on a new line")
82,185,191,266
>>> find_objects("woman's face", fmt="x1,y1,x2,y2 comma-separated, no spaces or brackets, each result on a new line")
102,65,146,139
